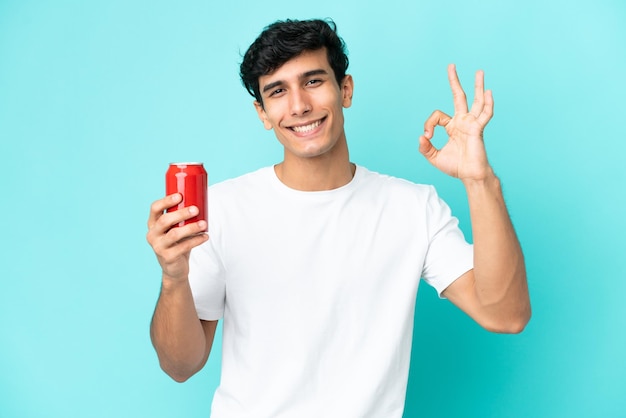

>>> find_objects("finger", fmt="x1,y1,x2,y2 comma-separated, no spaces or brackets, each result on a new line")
160,205,201,231
470,69,485,118
165,219,208,246
478,89,494,126
418,134,438,163
150,216,208,252
147,193,182,229
172,232,209,254
447,64,468,114
148,205,200,248
423,110,452,139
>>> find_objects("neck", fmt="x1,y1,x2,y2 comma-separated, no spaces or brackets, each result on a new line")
275,150,355,192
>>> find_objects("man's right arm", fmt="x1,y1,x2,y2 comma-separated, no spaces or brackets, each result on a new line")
147,194,216,382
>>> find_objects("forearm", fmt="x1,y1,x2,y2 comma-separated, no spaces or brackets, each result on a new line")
464,172,531,327
150,276,209,382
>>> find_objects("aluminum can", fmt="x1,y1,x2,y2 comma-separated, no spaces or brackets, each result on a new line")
165,162,208,231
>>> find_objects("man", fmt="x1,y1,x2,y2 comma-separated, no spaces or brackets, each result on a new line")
147,18,530,418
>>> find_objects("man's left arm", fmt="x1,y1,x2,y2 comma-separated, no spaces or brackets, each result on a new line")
419,64,530,333
443,174,530,333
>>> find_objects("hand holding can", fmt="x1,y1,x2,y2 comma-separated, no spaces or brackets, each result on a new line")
165,162,208,232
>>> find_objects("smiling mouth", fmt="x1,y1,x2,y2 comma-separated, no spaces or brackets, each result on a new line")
289,118,325,133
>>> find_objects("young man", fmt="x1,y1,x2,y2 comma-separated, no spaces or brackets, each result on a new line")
147,19,530,418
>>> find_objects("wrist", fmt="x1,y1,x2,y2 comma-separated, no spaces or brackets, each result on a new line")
461,171,502,198
161,273,190,292
461,167,498,188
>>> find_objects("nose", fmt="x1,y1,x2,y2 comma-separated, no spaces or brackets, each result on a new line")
289,89,311,116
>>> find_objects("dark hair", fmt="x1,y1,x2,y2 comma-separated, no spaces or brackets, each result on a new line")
240,18,349,105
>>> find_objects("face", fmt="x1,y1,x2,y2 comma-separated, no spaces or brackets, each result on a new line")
254,49,354,163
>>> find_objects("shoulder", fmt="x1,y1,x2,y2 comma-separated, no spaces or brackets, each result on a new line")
354,166,455,223
209,166,273,196
355,165,436,200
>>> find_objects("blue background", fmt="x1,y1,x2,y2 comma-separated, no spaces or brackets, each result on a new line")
1,1,625,417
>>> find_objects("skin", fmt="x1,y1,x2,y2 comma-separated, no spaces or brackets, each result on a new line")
147,52,530,382
423,64,531,333
147,200,213,382
254,49,355,191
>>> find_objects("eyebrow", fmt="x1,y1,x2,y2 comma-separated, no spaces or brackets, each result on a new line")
261,69,329,94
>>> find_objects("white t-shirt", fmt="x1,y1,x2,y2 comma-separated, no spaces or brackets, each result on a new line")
188,165,473,418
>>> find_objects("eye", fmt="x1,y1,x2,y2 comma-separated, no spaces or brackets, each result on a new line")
306,79,323,87
269,88,286,97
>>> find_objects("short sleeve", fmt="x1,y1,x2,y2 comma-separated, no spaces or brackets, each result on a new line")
188,236,226,320
420,186,474,297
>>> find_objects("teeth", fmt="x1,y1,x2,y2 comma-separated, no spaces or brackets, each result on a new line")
292,120,321,133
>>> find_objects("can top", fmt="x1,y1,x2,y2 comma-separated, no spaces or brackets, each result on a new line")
169,162,204,166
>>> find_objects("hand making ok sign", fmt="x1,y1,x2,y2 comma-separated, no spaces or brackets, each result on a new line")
418,64,495,183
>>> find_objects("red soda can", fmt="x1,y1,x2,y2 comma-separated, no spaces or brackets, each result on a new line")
165,162,208,231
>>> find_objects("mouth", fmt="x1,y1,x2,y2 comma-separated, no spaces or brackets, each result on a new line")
288,117,326,134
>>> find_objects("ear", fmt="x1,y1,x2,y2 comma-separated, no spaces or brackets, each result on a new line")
254,101,273,130
341,74,354,109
